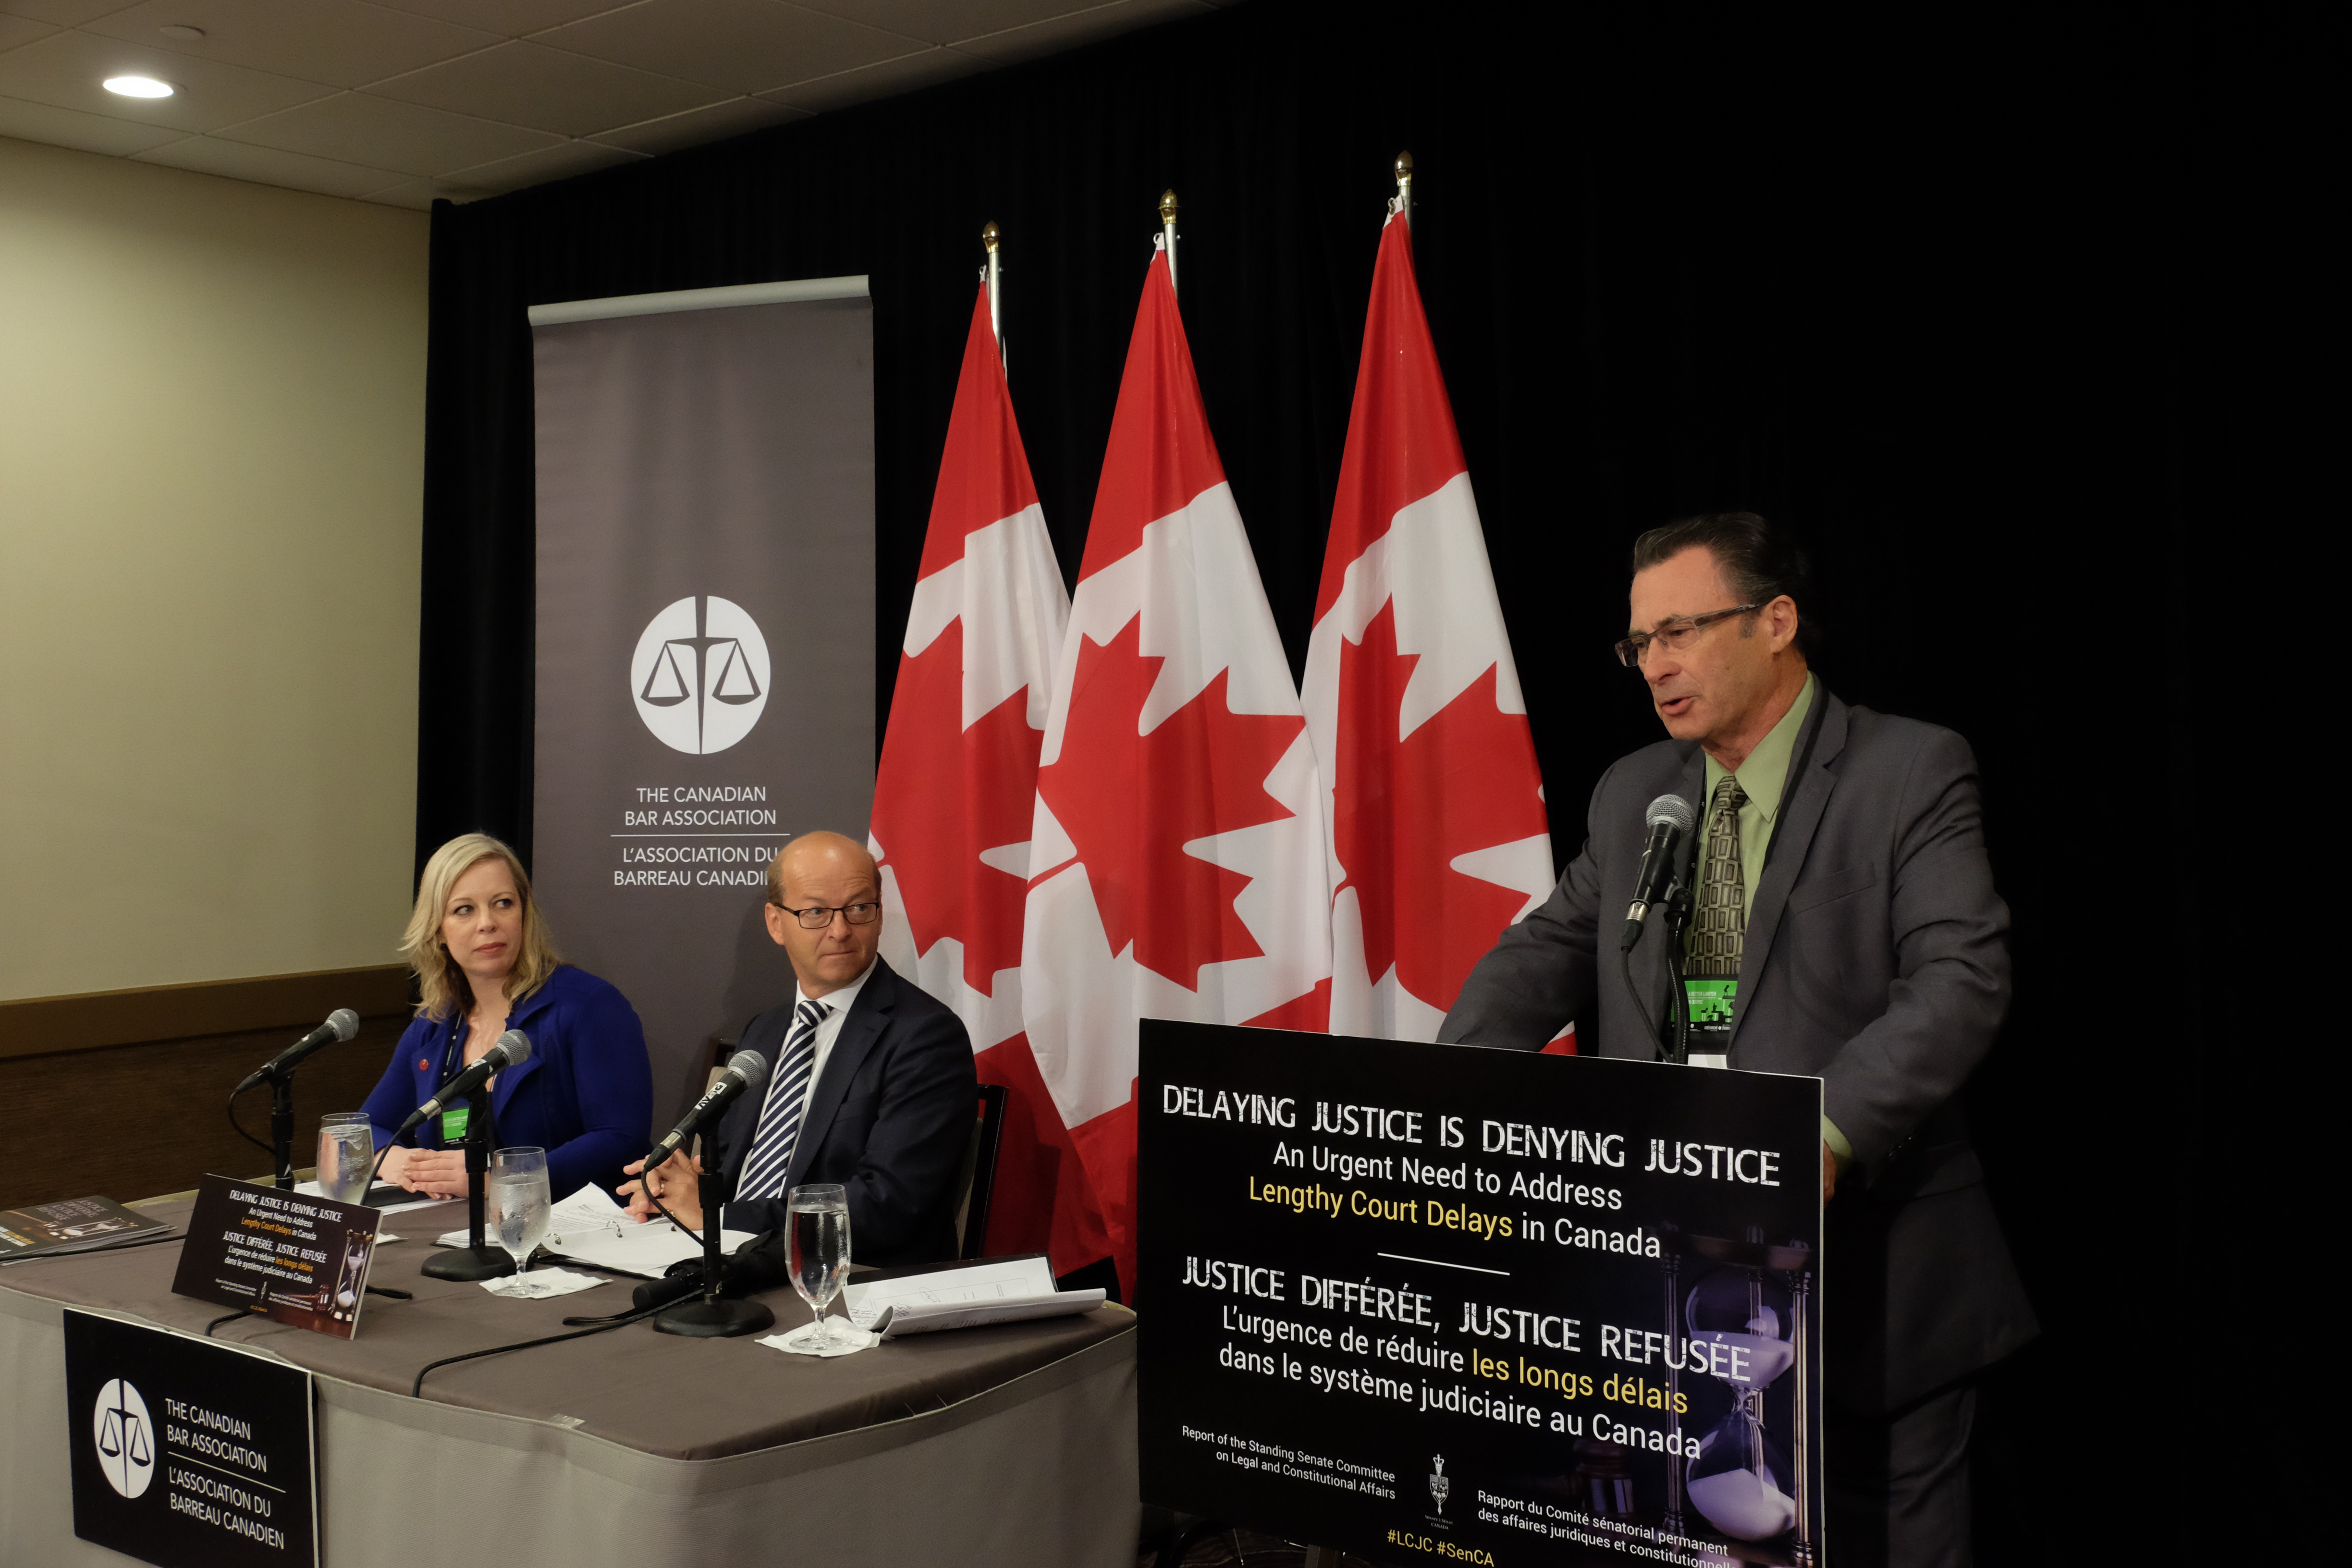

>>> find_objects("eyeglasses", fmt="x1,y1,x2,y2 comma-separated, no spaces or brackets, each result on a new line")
772,900,882,930
1614,604,1762,669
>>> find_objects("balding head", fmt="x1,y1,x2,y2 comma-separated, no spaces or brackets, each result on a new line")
761,831,883,997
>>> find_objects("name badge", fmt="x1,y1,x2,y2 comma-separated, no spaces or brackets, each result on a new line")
441,1105,470,1142
1684,977,1735,1058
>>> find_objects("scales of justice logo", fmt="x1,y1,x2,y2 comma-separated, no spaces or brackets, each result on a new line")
92,1377,156,1498
630,596,771,755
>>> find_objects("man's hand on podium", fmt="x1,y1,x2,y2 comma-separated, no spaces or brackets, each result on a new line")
620,1150,705,1233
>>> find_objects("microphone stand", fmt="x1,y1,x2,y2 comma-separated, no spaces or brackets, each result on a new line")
420,1090,514,1281
270,1074,298,1190
653,1186,775,1339
1659,878,1695,1065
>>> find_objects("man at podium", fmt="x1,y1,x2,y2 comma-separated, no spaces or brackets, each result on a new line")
1442,513,2035,1568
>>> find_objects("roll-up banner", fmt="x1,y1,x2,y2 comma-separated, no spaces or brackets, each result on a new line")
531,279,876,1120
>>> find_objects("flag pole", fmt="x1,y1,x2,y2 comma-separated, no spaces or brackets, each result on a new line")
1159,188,1180,296
982,220,1004,374
1392,149,1414,227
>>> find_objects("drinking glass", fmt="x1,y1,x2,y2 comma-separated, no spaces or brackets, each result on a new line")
488,1146,551,1275
782,1183,851,1349
317,1114,374,1203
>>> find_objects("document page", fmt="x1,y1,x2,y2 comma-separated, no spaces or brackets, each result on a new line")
842,1256,1103,1335
445,1185,760,1277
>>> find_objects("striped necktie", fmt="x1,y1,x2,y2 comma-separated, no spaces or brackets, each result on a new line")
735,999,830,1204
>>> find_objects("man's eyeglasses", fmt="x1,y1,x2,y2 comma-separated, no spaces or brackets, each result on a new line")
771,900,883,930
1614,604,1762,669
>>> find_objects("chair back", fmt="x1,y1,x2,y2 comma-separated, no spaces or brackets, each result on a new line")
953,1084,1009,1259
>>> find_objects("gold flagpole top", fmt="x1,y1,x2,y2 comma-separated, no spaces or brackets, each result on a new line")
1159,188,1180,226
1394,150,1413,182
981,220,1000,253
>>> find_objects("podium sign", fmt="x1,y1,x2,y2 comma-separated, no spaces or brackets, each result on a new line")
1139,1023,1824,1567
64,1310,317,1568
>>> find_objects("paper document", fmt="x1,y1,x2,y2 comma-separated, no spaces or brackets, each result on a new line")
842,1256,1103,1336
533,1184,759,1278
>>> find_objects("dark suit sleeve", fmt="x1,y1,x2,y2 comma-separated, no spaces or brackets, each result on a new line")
835,1005,977,1261
1821,729,2012,1168
1437,763,1611,1050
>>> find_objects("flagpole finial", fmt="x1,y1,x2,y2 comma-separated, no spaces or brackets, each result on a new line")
982,220,1000,253
1159,188,1179,226
1394,150,1413,182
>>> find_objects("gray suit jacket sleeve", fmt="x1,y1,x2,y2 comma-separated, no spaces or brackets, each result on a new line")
1435,765,1612,1050
1817,727,2010,1168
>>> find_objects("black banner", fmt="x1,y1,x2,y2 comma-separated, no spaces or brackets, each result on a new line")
65,1309,317,1568
1139,1024,1823,1568
170,1176,378,1338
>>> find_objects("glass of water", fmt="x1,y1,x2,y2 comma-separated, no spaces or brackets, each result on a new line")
488,1146,551,1276
317,1114,374,1203
783,1183,851,1348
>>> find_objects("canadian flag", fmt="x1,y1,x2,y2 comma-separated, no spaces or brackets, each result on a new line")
870,284,1111,1274
1301,211,1553,1042
1022,245,1332,1291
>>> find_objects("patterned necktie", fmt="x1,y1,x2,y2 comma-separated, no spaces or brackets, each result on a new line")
1688,776,1748,980
735,999,830,1204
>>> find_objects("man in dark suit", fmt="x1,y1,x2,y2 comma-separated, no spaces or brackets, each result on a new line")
1441,514,2035,1568
621,831,976,1267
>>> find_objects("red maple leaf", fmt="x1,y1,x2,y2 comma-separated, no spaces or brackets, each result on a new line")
1035,616,1306,991
1332,600,1549,1010
871,618,1042,993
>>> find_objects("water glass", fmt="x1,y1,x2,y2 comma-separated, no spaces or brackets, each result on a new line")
784,1183,851,1348
488,1146,552,1274
317,1114,374,1203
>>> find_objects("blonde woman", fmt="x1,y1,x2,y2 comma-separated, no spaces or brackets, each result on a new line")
362,834,652,1199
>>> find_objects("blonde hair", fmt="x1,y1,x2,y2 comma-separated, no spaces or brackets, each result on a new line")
402,834,563,1019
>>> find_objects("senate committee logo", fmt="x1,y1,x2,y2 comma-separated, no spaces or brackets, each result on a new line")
630,596,771,755
92,1377,156,1498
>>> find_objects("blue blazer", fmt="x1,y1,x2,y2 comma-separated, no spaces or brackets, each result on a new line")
361,964,653,1198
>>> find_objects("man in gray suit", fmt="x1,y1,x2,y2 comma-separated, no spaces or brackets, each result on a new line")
1441,513,2035,1568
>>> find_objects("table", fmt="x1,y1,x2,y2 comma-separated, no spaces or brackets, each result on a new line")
1,1198,1138,1566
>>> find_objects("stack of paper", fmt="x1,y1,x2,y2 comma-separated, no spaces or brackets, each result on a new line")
535,1184,760,1278
843,1256,1106,1338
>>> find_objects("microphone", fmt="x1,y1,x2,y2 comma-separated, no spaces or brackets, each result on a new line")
232,1009,361,1096
395,1030,532,1136
1620,794,1697,951
646,1051,769,1170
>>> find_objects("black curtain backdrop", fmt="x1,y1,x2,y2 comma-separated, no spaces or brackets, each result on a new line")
419,4,2297,1557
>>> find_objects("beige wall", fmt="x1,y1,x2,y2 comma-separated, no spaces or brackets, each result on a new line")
0,136,428,1001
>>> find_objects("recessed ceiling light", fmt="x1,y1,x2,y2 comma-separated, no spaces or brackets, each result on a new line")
158,25,206,43
103,76,175,99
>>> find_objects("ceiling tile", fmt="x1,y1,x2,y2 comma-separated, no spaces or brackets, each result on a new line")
440,135,645,193
539,0,926,98
0,28,335,131
0,14,57,47
131,132,413,196
950,0,1208,63
219,90,562,175
788,1,1094,48
0,0,134,24
357,173,488,208
364,0,631,35
586,92,803,155
365,39,723,136
0,89,186,153
757,43,980,114
81,0,503,91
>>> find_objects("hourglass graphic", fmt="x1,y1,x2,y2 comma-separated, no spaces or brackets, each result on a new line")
1661,1228,1814,1566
